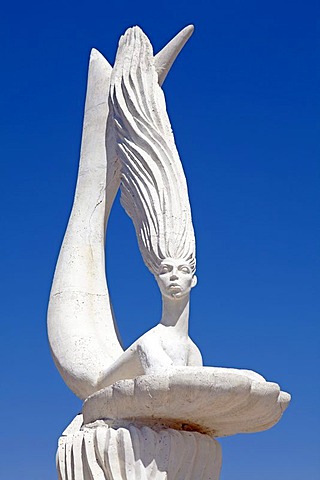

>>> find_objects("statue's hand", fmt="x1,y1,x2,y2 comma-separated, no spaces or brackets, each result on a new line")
137,335,174,375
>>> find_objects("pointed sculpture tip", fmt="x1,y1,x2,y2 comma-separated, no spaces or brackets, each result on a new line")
174,24,194,42
184,24,195,35
87,48,112,85
90,48,103,61
89,48,112,68
155,24,195,86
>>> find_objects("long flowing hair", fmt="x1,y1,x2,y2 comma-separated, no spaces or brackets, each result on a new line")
109,27,196,275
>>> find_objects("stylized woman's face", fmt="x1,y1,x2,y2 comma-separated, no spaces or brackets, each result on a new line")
156,258,197,299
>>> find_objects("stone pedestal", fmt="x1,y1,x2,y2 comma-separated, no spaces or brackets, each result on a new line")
56,367,290,480
57,424,221,480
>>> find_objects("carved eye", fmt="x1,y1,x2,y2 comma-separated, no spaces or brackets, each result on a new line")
180,266,190,274
160,265,170,274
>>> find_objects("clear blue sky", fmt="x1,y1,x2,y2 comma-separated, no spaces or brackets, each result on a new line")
1,0,319,478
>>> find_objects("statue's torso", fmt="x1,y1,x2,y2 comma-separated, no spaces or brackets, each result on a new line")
138,324,202,370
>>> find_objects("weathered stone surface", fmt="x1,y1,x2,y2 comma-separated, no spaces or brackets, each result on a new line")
49,25,291,480
57,424,221,480
83,367,290,437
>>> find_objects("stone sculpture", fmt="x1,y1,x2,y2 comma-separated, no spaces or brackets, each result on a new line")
48,25,290,480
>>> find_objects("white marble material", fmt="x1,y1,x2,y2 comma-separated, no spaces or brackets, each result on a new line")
83,367,290,438
49,24,291,480
47,25,196,401
110,27,196,276
47,47,122,401
84,26,201,395
57,424,221,480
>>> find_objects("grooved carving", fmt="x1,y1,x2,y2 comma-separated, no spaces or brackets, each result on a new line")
57,425,222,480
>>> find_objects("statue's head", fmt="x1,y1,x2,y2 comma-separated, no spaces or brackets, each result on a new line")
155,258,197,299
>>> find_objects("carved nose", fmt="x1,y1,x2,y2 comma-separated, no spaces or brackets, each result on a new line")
170,273,178,280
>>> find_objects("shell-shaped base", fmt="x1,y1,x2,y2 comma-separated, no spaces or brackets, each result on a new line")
83,367,291,437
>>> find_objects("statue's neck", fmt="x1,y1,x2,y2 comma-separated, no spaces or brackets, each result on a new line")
160,294,190,338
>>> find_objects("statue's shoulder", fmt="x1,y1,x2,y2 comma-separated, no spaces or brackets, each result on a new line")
134,324,162,348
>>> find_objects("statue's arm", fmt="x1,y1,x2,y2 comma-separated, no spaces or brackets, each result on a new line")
95,329,174,389
136,333,174,374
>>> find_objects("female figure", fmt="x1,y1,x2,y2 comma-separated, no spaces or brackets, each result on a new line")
96,27,201,389
48,25,198,400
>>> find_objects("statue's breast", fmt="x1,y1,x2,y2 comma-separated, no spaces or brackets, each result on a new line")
159,329,189,366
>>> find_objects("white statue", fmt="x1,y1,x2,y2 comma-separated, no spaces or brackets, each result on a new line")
95,26,202,389
48,25,290,480
48,25,197,400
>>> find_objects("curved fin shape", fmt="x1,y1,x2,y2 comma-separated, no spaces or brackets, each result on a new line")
155,25,194,85
48,48,123,400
